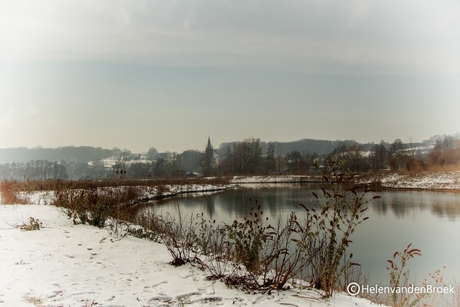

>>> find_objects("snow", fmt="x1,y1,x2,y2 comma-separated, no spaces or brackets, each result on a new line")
88,156,152,169
0,203,382,307
231,175,321,184
231,172,460,191
360,171,460,190
136,183,236,201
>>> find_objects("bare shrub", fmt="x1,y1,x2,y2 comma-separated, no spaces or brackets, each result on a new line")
260,213,310,290
53,187,110,227
159,205,200,266
337,252,369,293
129,210,165,242
193,214,232,279
19,217,42,231
223,202,311,291
52,184,140,228
385,255,460,307
386,243,423,307
225,203,268,275
295,159,378,297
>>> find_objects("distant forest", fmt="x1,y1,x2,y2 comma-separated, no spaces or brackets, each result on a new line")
0,135,459,181
0,146,122,164
0,139,416,164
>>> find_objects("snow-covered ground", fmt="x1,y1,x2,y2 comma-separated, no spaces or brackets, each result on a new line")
231,175,321,184
231,172,460,191
360,171,460,190
137,183,236,201
0,203,382,307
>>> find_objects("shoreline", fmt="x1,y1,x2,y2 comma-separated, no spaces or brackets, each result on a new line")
135,172,460,205
4,171,459,207
133,185,236,202
228,172,460,192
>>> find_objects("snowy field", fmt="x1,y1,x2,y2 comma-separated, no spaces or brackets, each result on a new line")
0,203,381,307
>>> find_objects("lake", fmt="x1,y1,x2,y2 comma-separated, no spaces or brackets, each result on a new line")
143,184,460,290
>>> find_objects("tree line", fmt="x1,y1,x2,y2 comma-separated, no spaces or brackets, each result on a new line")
1,135,459,181
0,160,68,181
211,135,459,175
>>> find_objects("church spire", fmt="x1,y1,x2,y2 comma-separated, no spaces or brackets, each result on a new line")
203,136,215,176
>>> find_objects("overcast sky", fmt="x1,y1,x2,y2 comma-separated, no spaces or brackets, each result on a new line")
1,0,459,153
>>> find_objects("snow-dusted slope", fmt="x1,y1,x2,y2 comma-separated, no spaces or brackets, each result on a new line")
0,204,381,307
361,171,460,190
231,172,460,190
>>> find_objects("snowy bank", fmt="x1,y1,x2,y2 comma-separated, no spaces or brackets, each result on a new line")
231,172,460,191
0,204,381,307
136,183,236,202
231,175,322,184
359,171,460,190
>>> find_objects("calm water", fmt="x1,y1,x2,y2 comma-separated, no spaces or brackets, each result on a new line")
145,184,460,287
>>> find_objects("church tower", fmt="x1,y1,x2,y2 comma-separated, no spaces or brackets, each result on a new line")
203,137,215,176
206,137,212,151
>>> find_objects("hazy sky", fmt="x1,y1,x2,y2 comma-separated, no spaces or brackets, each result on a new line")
1,0,459,153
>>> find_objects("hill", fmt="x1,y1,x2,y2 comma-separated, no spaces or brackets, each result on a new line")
0,146,123,164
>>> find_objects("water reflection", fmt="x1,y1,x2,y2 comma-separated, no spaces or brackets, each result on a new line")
143,185,460,290
150,185,460,222
371,190,460,221
431,201,460,221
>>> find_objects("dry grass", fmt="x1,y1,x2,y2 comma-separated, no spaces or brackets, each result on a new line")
1,177,231,205
425,164,460,173
0,181,28,204
3,177,231,192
